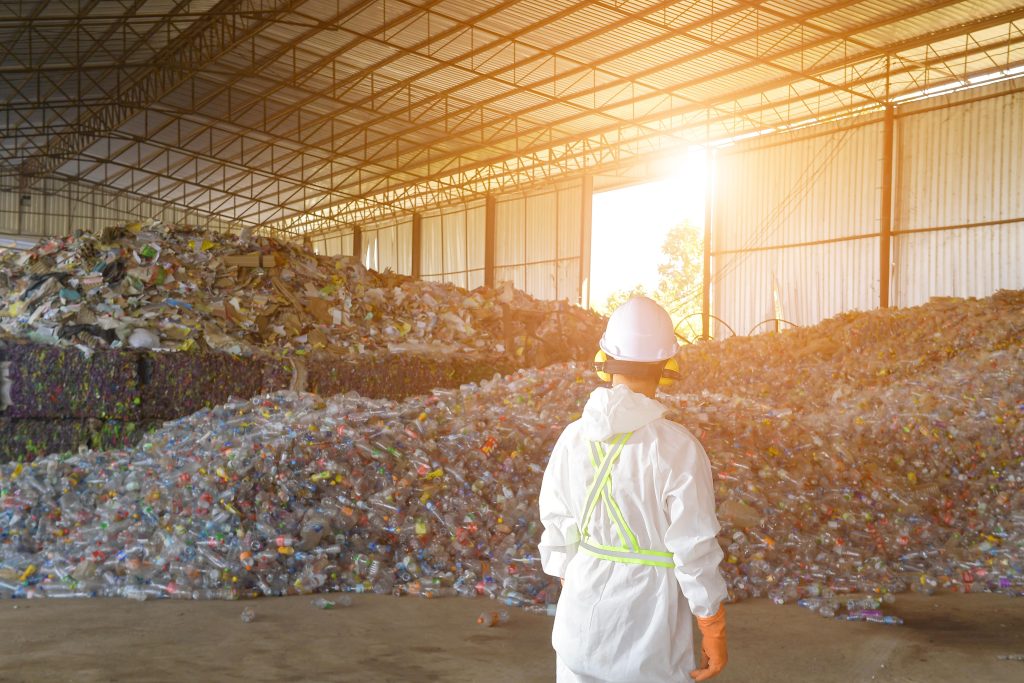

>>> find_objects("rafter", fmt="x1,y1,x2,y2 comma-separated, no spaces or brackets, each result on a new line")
2,0,1023,238
18,0,302,181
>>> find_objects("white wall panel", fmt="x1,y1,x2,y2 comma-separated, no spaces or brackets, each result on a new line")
467,269,485,291
557,185,582,259
713,79,1023,335
378,225,399,272
895,223,1024,303
713,118,884,334
0,178,238,237
494,264,525,291
0,203,18,236
363,224,398,272
495,197,525,267
352,217,413,274
526,192,557,261
442,207,467,275
362,231,380,270
309,182,584,300
893,81,1024,306
496,181,584,301
716,119,883,252
395,218,412,275
466,204,486,271
713,239,879,337
421,213,442,276
557,258,581,302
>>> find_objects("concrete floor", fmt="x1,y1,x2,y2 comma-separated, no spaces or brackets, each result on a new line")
0,592,1021,682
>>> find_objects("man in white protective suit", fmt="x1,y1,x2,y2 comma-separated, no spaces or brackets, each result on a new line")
539,296,729,682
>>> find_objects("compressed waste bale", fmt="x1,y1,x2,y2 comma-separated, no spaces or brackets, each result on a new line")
138,351,266,421
88,419,162,452
3,344,140,420
0,418,161,462
0,418,95,460
0,343,521,457
304,351,517,400
261,357,294,393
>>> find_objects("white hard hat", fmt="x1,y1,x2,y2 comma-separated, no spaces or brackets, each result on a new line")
599,296,679,362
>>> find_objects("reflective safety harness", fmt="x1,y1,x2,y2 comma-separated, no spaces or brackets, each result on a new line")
579,432,675,568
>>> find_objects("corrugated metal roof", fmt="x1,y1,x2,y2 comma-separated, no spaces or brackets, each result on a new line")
0,0,1022,231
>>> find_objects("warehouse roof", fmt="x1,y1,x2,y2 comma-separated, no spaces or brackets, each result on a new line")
1,0,1022,236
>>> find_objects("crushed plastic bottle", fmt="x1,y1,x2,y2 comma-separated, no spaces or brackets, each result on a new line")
241,607,256,623
477,610,510,627
311,597,336,610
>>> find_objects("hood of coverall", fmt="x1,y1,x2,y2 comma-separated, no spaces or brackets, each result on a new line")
580,383,667,442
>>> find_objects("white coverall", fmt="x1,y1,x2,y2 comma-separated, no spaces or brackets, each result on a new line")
539,384,728,683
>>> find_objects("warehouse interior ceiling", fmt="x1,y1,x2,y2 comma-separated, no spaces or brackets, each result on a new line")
1,0,1023,239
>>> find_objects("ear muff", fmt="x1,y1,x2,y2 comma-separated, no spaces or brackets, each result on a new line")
659,356,680,387
595,350,680,386
594,349,613,382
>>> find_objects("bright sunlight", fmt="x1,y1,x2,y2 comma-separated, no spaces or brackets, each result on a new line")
589,147,708,313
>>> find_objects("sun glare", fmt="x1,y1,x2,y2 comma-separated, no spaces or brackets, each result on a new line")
589,147,708,312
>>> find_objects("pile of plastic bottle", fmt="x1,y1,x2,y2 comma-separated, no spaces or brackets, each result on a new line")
0,293,1020,622
0,365,586,608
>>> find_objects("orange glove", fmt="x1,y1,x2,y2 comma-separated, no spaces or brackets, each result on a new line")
690,605,727,681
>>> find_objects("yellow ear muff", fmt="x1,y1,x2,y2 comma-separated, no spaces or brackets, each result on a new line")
596,349,678,385
593,349,612,382
659,356,680,387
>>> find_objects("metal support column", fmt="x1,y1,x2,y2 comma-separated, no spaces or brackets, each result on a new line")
702,152,713,340
880,105,895,309
411,213,422,279
580,175,593,308
352,226,362,264
485,195,496,288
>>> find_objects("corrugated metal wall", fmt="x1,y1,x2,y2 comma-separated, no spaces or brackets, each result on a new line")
0,177,236,237
712,78,1024,336
419,201,486,289
893,80,1024,306
360,217,413,274
713,118,884,336
352,180,585,302
496,182,582,301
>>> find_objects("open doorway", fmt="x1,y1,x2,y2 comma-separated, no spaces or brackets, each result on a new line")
590,147,708,338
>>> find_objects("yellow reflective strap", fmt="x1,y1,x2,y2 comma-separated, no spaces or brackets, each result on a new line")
584,539,673,558
580,433,630,538
579,441,603,536
577,432,675,569
588,438,634,549
581,541,675,568
593,435,640,552
601,487,639,552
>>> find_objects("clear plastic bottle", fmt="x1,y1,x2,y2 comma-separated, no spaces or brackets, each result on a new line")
846,596,882,611
311,595,353,609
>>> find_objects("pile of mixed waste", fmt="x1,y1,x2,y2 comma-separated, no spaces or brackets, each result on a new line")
0,292,1019,625
0,221,603,363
